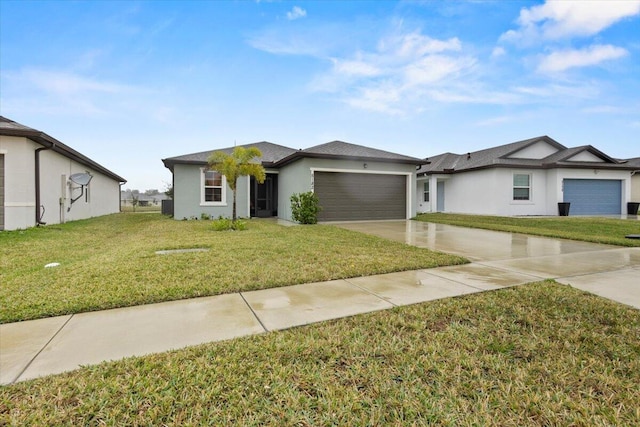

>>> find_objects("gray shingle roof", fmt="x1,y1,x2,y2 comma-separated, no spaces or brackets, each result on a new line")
624,157,640,168
418,136,635,175
163,140,426,171
162,142,296,171
0,116,127,183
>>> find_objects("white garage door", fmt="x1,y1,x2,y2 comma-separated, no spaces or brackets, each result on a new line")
563,179,622,215
314,172,407,221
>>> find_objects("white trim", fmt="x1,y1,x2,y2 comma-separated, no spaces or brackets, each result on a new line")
200,168,227,207
5,202,36,207
0,149,7,154
310,167,411,176
512,172,532,202
246,176,251,218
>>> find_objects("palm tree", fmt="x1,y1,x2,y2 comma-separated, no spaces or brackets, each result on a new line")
207,146,266,221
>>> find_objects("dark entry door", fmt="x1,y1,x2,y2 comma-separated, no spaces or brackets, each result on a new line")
251,174,278,217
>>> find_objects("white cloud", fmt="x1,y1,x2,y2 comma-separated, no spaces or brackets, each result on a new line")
286,6,307,21
491,46,506,58
311,29,478,114
537,44,628,73
378,31,461,57
331,58,382,77
501,0,640,44
22,69,132,95
1,68,153,117
404,55,476,86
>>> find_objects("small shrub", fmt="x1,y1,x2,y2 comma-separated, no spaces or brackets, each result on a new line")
200,213,211,220
211,217,247,231
291,192,321,224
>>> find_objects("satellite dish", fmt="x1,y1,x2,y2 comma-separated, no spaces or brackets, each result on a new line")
68,173,93,211
69,173,93,186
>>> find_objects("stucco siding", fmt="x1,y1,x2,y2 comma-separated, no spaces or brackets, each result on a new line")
0,135,122,230
508,140,559,159
555,168,631,214
173,163,250,220
429,167,632,216
277,158,417,221
1,136,38,229
278,159,314,221
39,149,121,224
631,174,640,203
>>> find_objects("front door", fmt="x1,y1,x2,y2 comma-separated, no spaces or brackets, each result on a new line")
251,174,278,217
437,181,445,212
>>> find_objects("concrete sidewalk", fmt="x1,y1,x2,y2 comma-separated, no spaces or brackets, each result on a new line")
2,221,639,385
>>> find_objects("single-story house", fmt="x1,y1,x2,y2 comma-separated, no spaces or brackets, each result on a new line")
416,136,638,216
627,157,640,209
0,116,126,230
162,141,426,222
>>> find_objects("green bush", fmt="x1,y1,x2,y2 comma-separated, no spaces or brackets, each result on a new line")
290,192,321,224
211,217,247,231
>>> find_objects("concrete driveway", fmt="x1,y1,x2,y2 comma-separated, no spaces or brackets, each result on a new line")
334,220,640,310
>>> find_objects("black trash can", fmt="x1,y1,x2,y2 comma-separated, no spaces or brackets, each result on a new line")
628,202,640,215
558,202,570,216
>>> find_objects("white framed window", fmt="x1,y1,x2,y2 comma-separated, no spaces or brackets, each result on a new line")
423,181,430,202
201,169,227,206
513,173,531,201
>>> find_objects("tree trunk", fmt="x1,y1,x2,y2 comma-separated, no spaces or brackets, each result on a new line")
232,186,237,221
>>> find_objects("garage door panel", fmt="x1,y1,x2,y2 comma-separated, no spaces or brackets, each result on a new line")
315,172,406,221
563,179,621,215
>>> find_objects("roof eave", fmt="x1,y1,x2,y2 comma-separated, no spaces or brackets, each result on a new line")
1,127,127,183
273,151,427,167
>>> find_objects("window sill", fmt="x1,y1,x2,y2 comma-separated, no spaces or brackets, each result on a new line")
200,203,228,207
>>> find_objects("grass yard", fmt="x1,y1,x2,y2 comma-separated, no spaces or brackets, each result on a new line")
0,213,466,323
2,282,639,426
415,213,640,247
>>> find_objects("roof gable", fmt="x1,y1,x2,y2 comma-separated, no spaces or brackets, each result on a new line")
418,136,632,175
504,138,563,160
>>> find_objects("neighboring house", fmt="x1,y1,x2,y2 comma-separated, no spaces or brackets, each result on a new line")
627,158,640,208
162,141,426,222
0,116,126,231
120,191,168,207
416,136,638,216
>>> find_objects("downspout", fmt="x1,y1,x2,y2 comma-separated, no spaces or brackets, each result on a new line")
119,182,124,212
35,147,50,225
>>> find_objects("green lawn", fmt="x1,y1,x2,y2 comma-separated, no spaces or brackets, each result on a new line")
415,213,640,247
2,282,639,426
0,213,466,323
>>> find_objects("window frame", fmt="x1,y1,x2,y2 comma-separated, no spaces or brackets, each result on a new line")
512,173,531,201
423,181,430,202
200,168,227,206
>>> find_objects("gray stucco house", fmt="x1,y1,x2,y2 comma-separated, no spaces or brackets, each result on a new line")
162,141,426,222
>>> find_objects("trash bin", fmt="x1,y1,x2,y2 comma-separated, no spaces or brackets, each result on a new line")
558,202,570,216
628,202,640,215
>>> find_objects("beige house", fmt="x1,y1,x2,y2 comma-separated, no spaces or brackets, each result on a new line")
0,116,126,231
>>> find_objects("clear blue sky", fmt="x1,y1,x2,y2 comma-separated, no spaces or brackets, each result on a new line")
1,0,639,191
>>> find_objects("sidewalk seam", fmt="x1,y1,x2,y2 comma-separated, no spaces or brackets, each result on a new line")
344,279,399,308
11,314,74,384
239,293,269,333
